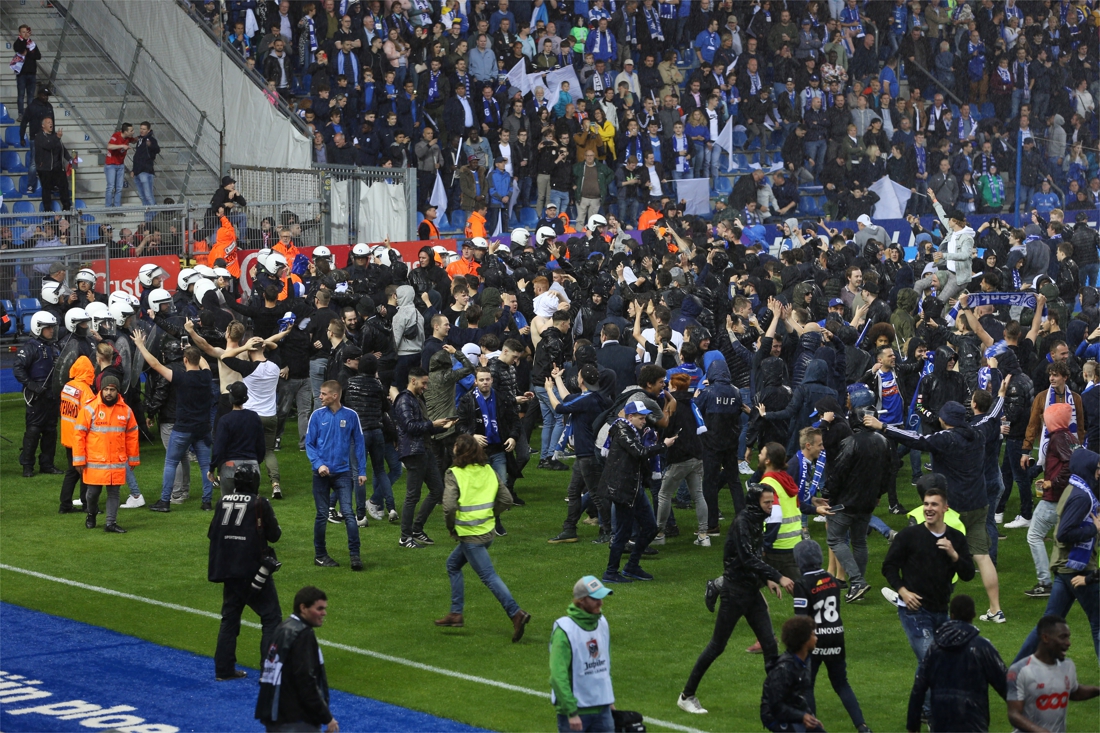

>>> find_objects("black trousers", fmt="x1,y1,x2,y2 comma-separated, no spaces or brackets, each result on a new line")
21,397,59,469
59,446,87,508
214,577,282,678
39,170,71,211
702,449,744,526
401,452,444,537
682,584,778,697
563,456,608,532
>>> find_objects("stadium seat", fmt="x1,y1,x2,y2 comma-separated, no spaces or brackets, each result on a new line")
16,298,41,333
4,126,22,147
517,207,538,229
85,223,100,242
40,201,62,212
1,299,13,318
74,199,87,210
730,129,747,149
20,175,40,196
13,201,35,214
416,212,425,226
450,209,468,234
1,150,26,173
979,102,995,119
0,104,12,123
730,153,752,171
0,176,16,197
435,212,449,230
714,176,733,195
0,203,7,213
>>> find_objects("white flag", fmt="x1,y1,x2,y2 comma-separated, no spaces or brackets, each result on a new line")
508,59,531,95
869,176,912,220
675,178,711,216
429,171,448,216
543,66,582,110
715,117,734,173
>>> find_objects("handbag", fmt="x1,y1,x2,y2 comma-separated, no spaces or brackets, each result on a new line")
612,709,646,733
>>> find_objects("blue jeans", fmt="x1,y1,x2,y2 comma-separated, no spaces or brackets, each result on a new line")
549,189,570,216
126,465,142,499
1013,573,1100,663
607,491,658,574
104,164,125,207
135,172,156,207
898,607,948,664
1010,89,1029,119
312,471,359,558
869,514,892,538
308,358,328,401
690,142,707,178
618,196,639,228
486,450,507,482
365,428,398,511
161,429,213,502
16,74,36,115
1080,262,1100,289
534,386,564,460
446,539,520,617
804,140,827,180
557,706,613,733
827,511,871,586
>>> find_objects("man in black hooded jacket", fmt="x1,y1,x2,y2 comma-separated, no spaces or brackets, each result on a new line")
677,482,795,715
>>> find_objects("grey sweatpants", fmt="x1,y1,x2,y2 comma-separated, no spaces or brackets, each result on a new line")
86,485,121,526
657,458,709,533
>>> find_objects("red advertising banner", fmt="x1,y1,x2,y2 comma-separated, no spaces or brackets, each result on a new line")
236,240,457,294
87,255,180,297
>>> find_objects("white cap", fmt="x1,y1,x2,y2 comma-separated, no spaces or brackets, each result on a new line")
461,343,482,362
856,214,872,227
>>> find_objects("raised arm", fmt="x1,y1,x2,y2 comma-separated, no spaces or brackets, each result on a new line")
133,330,174,381
184,320,224,358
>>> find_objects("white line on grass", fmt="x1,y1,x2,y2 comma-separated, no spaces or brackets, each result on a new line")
0,564,704,733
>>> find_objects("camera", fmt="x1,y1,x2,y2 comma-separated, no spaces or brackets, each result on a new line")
250,548,282,594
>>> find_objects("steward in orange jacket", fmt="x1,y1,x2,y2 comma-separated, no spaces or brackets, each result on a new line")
206,214,241,277
73,375,139,532
59,355,96,512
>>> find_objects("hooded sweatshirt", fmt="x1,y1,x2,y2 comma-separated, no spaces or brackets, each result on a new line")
694,360,743,452
1051,449,1100,575
391,285,424,356
884,420,987,512
764,358,837,456
1041,402,1079,502
549,603,610,717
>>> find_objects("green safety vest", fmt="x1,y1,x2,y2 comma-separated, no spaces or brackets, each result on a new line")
451,464,499,537
765,476,802,550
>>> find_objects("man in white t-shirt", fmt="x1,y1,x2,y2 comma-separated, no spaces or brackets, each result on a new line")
221,334,286,499
1007,615,1098,733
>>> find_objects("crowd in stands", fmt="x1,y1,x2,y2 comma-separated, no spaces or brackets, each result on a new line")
188,0,1100,227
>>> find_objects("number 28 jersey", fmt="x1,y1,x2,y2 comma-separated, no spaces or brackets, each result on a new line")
793,569,845,658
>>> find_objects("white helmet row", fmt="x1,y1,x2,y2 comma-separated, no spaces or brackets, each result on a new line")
193,278,217,305
194,264,217,280
148,288,173,312
313,245,332,260
108,299,135,327
30,311,58,337
65,307,92,333
84,301,112,331
535,226,557,246
262,251,288,274
75,268,97,285
108,291,139,310
41,280,66,305
138,263,167,287
177,268,198,289
213,266,233,280
352,242,371,258
586,214,607,232
510,228,530,247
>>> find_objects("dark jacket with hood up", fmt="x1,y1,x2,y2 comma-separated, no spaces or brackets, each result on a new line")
763,359,837,456
694,360,743,453
825,410,895,514
907,620,1008,733
752,357,792,448
601,418,664,506
915,345,970,429
723,482,785,592
883,421,987,512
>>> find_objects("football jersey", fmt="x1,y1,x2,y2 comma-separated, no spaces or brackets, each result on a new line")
793,569,845,658
1006,655,1078,733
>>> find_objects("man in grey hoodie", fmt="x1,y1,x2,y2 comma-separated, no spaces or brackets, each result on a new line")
391,285,425,390
912,198,974,303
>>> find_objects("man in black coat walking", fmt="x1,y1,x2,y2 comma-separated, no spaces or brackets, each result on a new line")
34,116,70,211
594,323,637,394
19,85,53,195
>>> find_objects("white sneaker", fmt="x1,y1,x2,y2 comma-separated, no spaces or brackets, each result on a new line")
994,513,1004,524
72,498,83,508
813,515,827,523
881,587,900,606
979,609,1006,624
1005,515,1031,529
677,693,708,714
388,509,399,522
694,535,711,547
738,461,753,475
651,533,666,545
121,494,145,509
366,500,385,520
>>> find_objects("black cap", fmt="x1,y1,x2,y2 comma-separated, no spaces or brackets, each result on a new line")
221,175,236,186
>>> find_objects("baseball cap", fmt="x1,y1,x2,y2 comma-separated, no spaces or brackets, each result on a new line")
574,575,613,600
48,261,66,275
856,214,872,227
546,202,558,210
221,175,236,186
624,58,634,66
828,298,844,308
624,400,652,416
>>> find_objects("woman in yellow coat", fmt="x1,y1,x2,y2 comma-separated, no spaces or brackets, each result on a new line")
73,375,140,533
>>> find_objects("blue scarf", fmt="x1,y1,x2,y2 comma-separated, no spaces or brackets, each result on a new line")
625,12,637,43
796,449,826,505
1065,474,1099,570
475,389,501,445
428,71,441,103
337,51,358,81
906,353,936,429
483,97,499,125
407,92,417,125
306,16,318,52
964,292,1039,310
644,7,663,40
673,135,689,172
915,145,926,175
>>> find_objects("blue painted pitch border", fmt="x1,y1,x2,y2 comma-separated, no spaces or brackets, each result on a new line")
0,602,486,732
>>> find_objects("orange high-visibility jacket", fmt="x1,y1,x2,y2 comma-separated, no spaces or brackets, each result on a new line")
464,210,487,239
446,256,481,278
60,356,96,448
72,393,140,486
207,216,241,277
274,241,300,262
279,272,303,300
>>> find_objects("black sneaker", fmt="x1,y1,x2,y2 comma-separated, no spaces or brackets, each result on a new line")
642,545,659,556
328,507,345,524
314,555,340,567
58,505,77,514
836,579,849,590
664,525,681,538
537,459,552,469
39,466,63,475
85,514,96,529
705,579,719,612
591,532,611,544
548,531,578,544
845,583,871,603
399,536,422,548
548,459,569,471
201,500,213,511
22,466,34,478
104,524,127,534
494,521,508,537
621,565,653,581
601,571,633,584
889,504,905,515
216,670,248,681
273,437,281,452
149,499,171,513
1024,583,1052,598
411,531,435,545
510,493,526,506
349,555,363,571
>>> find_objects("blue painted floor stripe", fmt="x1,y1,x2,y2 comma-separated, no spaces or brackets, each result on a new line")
0,603,486,732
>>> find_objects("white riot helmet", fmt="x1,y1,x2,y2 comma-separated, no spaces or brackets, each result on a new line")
372,246,392,267
193,278,217,305
138,263,167,287
352,242,371,258
108,299,135,327
64,307,92,333
535,226,557,246
313,245,332,260
510,228,530,247
586,214,607,232
85,301,112,332
41,280,65,305
177,268,197,289
263,251,288,274
30,311,58,338
194,264,217,280
213,267,233,280
108,291,140,310
75,268,97,286
148,288,173,312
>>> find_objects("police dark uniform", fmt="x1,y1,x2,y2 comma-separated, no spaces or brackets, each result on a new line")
13,330,61,476
208,464,283,680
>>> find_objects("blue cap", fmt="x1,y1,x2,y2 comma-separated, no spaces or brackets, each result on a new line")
624,400,652,416
828,298,844,307
574,575,613,599
847,384,875,408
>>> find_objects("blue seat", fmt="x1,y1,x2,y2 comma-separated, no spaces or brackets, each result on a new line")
4,126,21,147
416,212,425,226
0,203,7,213
517,207,538,229
0,176,16,197
19,175,39,196
435,212,449,230
40,201,62,212
74,199,87,210
85,223,100,242
1,150,26,172
16,298,40,323
730,129,747,150
1,299,13,319
13,201,35,214
799,195,823,216
450,209,468,234
0,104,12,123
730,153,751,171
979,102,995,119
714,176,733,195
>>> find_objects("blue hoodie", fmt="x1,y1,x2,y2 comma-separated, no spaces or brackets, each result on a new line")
763,359,837,456
694,360,742,451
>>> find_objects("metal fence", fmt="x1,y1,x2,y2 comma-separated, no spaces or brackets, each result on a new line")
0,243,109,330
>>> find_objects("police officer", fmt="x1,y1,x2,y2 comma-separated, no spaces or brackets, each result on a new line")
208,462,282,681
14,311,62,477
53,307,97,397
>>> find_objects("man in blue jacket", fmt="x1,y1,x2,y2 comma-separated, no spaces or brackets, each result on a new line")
306,380,367,571
489,157,513,232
